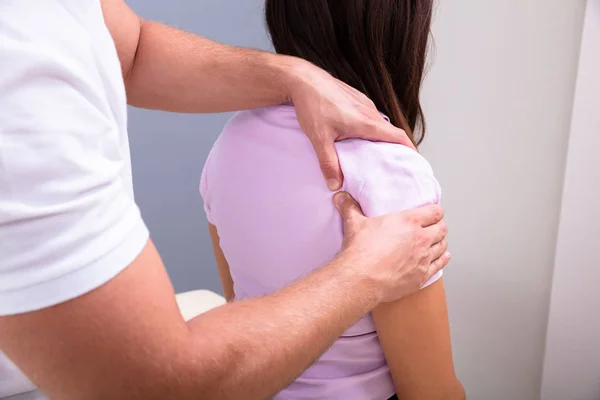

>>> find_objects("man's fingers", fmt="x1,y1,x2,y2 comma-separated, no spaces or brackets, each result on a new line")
361,121,416,150
333,192,365,228
310,136,343,190
411,204,445,227
423,220,448,246
429,238,449,262
427,250,452,279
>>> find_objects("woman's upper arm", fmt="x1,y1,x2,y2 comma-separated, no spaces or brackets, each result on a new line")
208,224,235,302
345,141,462,398
372,280,463,399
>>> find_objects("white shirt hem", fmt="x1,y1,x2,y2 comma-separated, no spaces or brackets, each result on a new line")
0,219,149,316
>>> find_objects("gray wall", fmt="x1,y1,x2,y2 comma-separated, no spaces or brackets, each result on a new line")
421,1,585,399
542,1,600,398
126,0,270,294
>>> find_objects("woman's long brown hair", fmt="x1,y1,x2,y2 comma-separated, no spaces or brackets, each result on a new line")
266,0,433,146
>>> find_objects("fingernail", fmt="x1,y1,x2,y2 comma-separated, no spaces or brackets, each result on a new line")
445,251,452,260
334,192,347,207
327,179,341,191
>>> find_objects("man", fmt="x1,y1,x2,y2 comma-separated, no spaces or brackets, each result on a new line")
0,1,450,399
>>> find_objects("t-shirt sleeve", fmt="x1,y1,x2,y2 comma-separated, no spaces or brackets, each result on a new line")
0,9,149,316
200,151,215,225
342,140,444,289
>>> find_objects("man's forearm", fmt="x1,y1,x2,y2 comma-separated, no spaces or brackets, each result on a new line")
125,20,302,113
185,252,379,399
1,243,378,400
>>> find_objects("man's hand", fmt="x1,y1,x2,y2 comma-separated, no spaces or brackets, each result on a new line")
333,192,450,303
288,61,416,190
100,0,414,192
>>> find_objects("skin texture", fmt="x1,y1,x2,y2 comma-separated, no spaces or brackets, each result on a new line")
372,280,465,399
0,1,451,399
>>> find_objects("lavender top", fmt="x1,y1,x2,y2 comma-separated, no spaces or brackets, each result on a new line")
201,105,442,399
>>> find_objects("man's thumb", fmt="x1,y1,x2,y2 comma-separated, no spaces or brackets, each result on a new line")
310,138,343,191
333,192,365,226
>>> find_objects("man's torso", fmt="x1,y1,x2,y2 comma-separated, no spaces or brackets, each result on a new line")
0,0,131,397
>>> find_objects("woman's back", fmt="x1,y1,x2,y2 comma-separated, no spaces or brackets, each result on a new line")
201,104,442,399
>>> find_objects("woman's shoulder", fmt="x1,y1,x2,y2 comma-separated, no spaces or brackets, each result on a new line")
337,139,436,182
336,140,441,217
223,104,301,135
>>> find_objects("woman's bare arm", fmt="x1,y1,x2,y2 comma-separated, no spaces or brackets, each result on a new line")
209,224,235,302
372,279,465,399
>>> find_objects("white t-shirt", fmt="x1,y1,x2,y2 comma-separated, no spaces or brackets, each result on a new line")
0,0,149,396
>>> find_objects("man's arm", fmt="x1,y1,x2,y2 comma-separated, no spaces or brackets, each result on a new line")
100,0,415,189
1,198,449,400
101,0,291,113
0,240,374,400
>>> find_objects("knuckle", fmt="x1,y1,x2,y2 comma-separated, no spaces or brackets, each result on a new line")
421,248,431,262
436,252,451,268
345,212,359,226
435,207,445,221
335,196,348,210
344,215,358,229
347,213,360,225
430,260,444,275
362,119,376,131
407,214,420,226
309,129,328,143
416,233,429,248
441,239,449,250
407,252,418,264
415,246,428,262
364,97,376,109
342,201,357,216
440,256,450,268
319,158,339,173
321,161,338,172
439,221,448,236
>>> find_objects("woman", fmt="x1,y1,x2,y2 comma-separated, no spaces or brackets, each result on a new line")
200,1,464,399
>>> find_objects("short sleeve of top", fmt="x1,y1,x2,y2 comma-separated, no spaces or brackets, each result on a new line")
0,1,149,316
337,139,444,289
200,151,214,225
